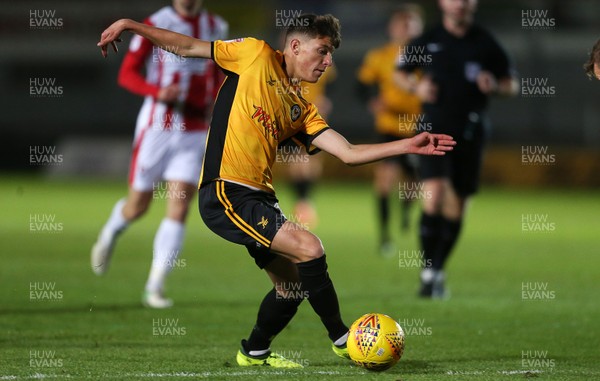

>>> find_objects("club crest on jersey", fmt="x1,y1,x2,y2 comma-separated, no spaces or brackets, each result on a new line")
291,104,301,122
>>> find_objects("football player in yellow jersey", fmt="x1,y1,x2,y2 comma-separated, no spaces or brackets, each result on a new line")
98,14,455,368
357,4,424,256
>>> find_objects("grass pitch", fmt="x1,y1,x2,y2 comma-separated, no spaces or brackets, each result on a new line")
0,175,599,380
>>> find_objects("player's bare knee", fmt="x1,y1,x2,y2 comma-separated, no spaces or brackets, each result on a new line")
299,235,324,262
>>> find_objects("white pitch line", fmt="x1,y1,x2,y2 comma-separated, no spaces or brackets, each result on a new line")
446,369,543,376
0,370,344,380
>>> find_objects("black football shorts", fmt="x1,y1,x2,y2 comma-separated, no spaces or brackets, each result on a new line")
199,180,286,269
418,113,489,197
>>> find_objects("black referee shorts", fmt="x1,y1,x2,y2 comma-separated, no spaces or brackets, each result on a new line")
418,113,489,197
378,134,418,177
199,180,285,269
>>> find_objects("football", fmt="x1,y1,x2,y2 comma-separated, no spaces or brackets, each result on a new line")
347,313,405,371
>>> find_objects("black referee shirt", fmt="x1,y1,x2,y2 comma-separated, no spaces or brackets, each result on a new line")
398,23,514,132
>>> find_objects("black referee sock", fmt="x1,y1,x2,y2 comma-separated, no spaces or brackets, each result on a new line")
419,212,443,270
297,255,349,342
245,288,303,352
292,179,312,201
378,196,390,243
436,217,463,270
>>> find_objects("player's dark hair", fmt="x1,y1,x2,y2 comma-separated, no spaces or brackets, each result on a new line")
285,14,342,49
584,38,600,80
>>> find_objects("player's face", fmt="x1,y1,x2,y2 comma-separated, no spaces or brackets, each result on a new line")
294,36,334,83
389,12,423,43
173,0,202,16
594,63,600,80
439,0,477,24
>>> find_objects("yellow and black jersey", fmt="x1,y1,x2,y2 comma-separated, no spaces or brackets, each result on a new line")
357,42,421,137
200,37,329,193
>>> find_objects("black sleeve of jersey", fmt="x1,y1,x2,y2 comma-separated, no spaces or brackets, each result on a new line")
279,127,330,155
484,31,516,80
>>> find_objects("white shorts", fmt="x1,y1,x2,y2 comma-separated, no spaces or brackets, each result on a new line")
129,129,207,191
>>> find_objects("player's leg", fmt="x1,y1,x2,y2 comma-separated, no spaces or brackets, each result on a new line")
143,130,205,308
143,180,197,308
237,255,305,367
429,183,467,298
199,181,347,365
91,187,153,275
91,127,164,275
398,154,418,233
432,128,484,297
417,176,446,297
374,160,398,256
270,223,349,353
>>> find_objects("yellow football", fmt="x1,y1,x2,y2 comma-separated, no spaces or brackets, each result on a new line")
347,313,405,371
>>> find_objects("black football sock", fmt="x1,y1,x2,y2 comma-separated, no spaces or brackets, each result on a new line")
419,212,443,270
378,195,390,243
435,217,463,270
400,197,412,232
296,255,349,342
245,288,303,352
293,179,312,201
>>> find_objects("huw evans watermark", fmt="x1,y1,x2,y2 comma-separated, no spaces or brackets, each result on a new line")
521,282,555,300
521,10,556,30
29,9,63,30
398,250,431,269
275,10,309,29
152,318,186,336
29,146,63,166
521,214,556,233
29,350,63,368
275,282,309,300
398,318,432,336
30,282,63,301
29,78,63,98
29,214,63,233
521,146,555,165
521,350,555,369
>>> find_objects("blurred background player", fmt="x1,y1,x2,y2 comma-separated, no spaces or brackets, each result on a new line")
396,0,519,298
584,38,600,80
285,66,336,228
356,4,424,256
90,0,227,308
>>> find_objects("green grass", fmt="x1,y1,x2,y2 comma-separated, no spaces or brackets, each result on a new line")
0,175,599,380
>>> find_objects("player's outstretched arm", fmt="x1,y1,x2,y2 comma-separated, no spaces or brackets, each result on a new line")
312,129,455,166
97,18,211,59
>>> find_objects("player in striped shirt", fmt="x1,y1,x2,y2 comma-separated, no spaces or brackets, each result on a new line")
91,0,227,309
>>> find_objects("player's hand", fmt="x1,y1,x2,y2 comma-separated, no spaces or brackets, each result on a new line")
368,97,385,115
408,132,456,156
157,84,181,104
97,19,130,58
476,70,498,94
415,76,438,103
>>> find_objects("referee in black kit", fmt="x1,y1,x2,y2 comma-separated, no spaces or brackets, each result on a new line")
395,0,519,298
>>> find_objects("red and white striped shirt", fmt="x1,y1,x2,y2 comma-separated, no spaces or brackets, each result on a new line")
119,6,228,133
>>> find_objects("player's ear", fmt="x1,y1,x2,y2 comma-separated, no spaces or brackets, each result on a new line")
290,38,301,55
